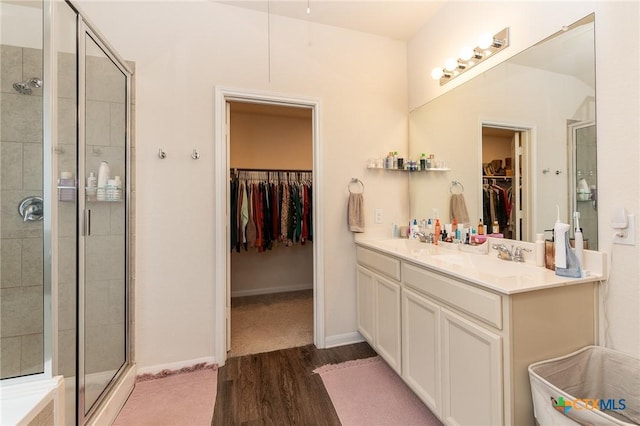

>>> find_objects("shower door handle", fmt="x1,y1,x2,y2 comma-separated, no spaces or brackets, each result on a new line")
83,209,91,236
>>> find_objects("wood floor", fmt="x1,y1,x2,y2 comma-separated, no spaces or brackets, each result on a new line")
212,343,377,425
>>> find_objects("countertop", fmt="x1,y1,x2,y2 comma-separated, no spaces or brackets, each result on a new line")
355,237,605,295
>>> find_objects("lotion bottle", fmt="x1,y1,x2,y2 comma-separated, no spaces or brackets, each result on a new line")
478,219,485,235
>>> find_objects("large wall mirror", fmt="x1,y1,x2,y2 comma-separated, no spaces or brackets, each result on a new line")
409,14,597,248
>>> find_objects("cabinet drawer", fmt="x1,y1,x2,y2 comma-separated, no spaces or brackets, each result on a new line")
356,246,401,281
403,262,502,329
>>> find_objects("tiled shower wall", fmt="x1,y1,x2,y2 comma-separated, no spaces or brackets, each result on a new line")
0,44,45,379
1,45,135,380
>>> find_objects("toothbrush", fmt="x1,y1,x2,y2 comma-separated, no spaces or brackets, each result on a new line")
574,211,583,266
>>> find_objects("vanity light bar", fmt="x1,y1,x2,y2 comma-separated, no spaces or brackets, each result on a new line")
431,27,510,86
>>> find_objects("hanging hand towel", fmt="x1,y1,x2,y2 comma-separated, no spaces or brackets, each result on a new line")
348,192,365,233
449,193,470,225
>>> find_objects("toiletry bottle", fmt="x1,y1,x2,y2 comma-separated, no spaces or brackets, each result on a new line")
386,152,393,169
478,219,485,235
97,161,110,201
420,153,427,171
87,172,97,190
493,219,499,234
456,224,463,242
434,219,441,245
393,151,398,169
535,233,545,267
410,219,419,239
574,212,584,267
86,171,97,201
452,218,458,241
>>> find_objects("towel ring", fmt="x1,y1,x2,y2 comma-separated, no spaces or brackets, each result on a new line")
450,180,464,194
348,178,365,194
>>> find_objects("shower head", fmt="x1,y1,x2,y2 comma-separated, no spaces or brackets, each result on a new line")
12,77,43,95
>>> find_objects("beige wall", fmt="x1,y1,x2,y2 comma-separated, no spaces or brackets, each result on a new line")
80,1,409,370
229,103,312,170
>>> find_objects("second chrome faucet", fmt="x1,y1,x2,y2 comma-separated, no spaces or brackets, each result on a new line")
492,243,531,262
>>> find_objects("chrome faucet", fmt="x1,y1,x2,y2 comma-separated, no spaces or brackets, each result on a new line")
513,246,532,263
492,243,513,261
414,231,432,243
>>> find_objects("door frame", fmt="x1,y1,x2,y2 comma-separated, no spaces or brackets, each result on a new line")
479,120,536,240
213,87,324,366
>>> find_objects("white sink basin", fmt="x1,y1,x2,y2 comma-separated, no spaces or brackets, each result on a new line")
432,253,543,278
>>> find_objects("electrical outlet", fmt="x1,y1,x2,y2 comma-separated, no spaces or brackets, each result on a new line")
613,214,635,245
374,208,383,224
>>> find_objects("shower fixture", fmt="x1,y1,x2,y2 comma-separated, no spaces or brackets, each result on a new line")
13,77,43,95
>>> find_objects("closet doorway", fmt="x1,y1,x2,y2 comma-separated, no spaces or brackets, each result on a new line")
226,100,315,358
481,124,533,241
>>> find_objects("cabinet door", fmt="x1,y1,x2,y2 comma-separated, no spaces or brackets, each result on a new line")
375,275,401,373
441,308,502,426
402,288,440,416
356,266,375,344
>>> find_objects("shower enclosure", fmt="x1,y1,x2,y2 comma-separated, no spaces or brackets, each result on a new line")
1,0,133,424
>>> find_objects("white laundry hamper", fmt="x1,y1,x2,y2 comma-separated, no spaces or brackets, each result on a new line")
528,346,640,426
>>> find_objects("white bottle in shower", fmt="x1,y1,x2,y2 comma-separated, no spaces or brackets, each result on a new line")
97,161,110,201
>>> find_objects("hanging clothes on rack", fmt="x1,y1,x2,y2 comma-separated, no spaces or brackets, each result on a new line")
483,178,513,237
230,169,313,253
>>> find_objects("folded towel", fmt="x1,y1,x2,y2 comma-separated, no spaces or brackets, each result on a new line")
449,193,470,225
348,193,365,233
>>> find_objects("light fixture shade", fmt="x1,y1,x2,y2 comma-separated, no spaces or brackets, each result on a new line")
460,46,474,61
432,27,509,86
444,57,458,71
431,67,444,80
477,33,494,49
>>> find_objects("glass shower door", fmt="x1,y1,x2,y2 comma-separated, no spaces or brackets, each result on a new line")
79,25,128,418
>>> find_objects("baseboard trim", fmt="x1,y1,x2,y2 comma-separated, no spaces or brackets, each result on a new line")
136,357,217,376
231,283,313,298
324,332,366,348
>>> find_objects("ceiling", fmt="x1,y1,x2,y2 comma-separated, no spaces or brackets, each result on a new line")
214,0,446,41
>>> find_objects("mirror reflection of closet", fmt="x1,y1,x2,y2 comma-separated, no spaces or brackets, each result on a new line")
481,125,532,241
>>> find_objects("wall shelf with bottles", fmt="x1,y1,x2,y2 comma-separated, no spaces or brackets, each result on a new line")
368,166,451,172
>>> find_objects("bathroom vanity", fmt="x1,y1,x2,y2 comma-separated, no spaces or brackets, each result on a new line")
355,238,604,426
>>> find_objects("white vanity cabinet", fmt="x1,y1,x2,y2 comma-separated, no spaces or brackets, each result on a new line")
356,243,598,426
356,247,402,373
401,287,441,416
440,307,502,426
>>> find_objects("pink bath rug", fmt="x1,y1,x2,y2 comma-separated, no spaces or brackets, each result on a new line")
315,356,442,426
